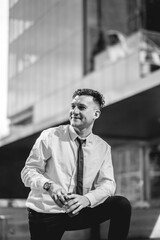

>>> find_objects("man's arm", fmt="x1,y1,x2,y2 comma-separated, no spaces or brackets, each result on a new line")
84,145,116,208
21,130,68,207
21,131,52,190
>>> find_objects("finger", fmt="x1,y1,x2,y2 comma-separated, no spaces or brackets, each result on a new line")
72,203,83,215
56,191,67,204
66,201,80,213
58,194,67,205
53,195,64,208
67,194,78,199
67,198,79,207
55,198,65,208
64,194,70,201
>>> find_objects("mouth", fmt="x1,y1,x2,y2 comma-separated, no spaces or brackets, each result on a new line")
71,116,81,120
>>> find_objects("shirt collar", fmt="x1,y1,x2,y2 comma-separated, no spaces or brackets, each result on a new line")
68,125,78,141
68,125,94,143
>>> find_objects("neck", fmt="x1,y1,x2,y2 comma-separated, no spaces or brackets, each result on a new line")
73,126,92,138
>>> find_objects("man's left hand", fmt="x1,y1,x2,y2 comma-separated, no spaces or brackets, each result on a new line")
65,194,90,216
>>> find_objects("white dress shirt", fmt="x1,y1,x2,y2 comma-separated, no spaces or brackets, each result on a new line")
21,124,116,213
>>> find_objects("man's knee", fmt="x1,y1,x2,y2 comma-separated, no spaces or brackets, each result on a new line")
108,195,131,214
114,196,132,215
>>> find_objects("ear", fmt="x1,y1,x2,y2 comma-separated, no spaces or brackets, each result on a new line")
94,110,101,119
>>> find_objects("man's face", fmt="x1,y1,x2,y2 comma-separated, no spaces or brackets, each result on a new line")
69,95,100,131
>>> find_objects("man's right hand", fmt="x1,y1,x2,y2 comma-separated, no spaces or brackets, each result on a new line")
48,183,68,208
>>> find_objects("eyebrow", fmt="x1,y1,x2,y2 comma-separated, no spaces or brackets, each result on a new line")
71,103,87,107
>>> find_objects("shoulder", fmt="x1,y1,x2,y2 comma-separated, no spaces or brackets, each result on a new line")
40,124,69,140
92,134,111,151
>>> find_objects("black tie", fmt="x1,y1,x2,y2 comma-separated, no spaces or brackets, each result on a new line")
76,138,85,195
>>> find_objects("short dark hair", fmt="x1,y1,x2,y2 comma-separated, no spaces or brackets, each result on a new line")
72,88,105,110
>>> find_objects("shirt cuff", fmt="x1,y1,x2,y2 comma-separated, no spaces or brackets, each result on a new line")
84,192,96,208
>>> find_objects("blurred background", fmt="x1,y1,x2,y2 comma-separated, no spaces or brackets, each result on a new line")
0,0,160,239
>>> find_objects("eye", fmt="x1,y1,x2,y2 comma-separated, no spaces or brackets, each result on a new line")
78,106,86,110
71,104,75,109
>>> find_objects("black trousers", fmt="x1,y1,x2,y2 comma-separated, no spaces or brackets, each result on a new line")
28,195,131,240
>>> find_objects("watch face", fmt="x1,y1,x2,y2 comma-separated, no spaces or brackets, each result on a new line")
44,182,51,191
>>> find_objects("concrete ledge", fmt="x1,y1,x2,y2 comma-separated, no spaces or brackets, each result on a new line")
0,199,26,208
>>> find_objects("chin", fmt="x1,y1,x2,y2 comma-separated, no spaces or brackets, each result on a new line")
71,122,78,127
70,121,81,129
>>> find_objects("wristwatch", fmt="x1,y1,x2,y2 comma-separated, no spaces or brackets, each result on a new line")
43,182,52,191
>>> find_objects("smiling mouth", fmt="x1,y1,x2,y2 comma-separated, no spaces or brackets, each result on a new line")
71,116,81,120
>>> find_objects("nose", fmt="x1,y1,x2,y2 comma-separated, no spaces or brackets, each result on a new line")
72,106,79,114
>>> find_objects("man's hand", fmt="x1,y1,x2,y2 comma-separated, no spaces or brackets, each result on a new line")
65,194,90,216
48,184,68,208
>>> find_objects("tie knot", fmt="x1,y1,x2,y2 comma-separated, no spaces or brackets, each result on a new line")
76,137,86,145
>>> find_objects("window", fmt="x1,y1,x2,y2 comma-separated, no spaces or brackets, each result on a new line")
126,0,141,34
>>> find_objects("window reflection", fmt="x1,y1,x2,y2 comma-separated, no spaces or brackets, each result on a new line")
9,18,33,43
9,0,20,9
9,53,38,78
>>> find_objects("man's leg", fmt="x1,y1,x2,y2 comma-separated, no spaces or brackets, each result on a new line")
107,196,131,240
28,208,65,240
66,195,131,240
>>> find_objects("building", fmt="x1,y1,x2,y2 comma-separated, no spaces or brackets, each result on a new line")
1,0,160,209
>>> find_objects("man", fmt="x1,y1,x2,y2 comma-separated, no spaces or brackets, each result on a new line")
21,88,131,240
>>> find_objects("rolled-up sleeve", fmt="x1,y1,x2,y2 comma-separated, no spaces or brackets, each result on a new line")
85,146,116,207
21,131,52,190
